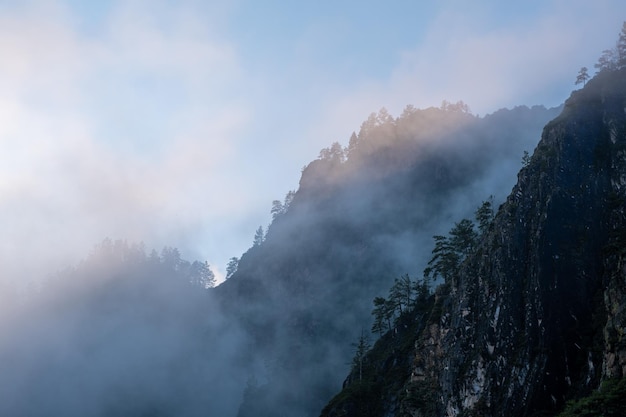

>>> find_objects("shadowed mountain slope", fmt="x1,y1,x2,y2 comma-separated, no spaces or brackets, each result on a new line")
320,67,626,417
216,103,560,417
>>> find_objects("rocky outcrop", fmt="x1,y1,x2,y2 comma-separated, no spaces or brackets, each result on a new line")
430,68,626,417
322,69,626,417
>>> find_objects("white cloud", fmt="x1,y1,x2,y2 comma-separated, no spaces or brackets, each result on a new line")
316,0,626,122
0,1,253,285
2,0,626,289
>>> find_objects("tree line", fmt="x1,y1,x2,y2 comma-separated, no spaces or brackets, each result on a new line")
368,196,495,338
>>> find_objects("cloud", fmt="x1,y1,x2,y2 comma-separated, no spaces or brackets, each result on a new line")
313,0,626,131
0,1,252,285
3,0,626,290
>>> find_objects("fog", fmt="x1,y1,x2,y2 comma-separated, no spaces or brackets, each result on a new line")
0,102,560,416
1,1,626,416
0,1,624,287
0,241,253,416
217,104,562,416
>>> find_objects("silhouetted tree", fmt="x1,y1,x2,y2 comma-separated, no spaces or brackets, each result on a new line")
400,104,417,119
617,22,626,69
346,132,358,157
575,67,590,86
226,257,239,279
596,49,617,73
441,100,471,113
319,142,345,163
371,296,394,335
425,235,458,283
376,107,394,124
388,274,413,314
271,200,285,220
522,150,531,167
283,190,295,210
449,219,478,257
161,246,182,271
351,330,371,382
253,226,265,246
475,196,495,235
188,260,215,288
413,275,430,302
425,219,477,284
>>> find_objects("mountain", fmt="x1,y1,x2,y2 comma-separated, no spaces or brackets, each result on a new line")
215,103,561,417
320,67,626,416
0,102,559,417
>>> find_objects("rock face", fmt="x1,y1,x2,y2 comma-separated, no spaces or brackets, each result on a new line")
322,69,626,417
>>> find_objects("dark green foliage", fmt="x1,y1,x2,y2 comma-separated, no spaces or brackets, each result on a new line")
449,219,478,256
424,234,460,282
557,378,626,417
425,218,477,284
320,380,383,417
323,290,437,417
371,296,394,335
388,274,414,314
371,275,430,335
475,196,495,234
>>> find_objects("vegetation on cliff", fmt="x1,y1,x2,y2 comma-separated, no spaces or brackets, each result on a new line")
320,23,626,417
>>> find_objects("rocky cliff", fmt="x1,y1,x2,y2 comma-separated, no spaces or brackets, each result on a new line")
321,69,626,417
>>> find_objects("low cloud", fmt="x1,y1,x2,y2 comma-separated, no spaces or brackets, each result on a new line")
0,2,253,284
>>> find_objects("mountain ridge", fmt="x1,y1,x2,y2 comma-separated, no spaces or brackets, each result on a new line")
218,103,562,417
320,67,626,417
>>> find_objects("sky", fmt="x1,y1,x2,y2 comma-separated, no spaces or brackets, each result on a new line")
1,0,625,285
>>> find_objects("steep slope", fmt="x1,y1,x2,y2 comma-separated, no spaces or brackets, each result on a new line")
215,104,560,417
321,68,626,416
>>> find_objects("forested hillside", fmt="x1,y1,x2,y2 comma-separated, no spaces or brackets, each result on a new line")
218,102,560,417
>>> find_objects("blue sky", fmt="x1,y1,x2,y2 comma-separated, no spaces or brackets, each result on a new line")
1,0,625,284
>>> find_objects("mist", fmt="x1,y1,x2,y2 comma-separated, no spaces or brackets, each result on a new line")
220,103,562,416
1,1,624,287
0,101,560,417
2,1,626,416
0,240,254,416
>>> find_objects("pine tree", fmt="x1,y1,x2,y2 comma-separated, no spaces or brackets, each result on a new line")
388,274,413,314
253,226,265,246
475,197,495,235
226,257,239,279
575,67,590,87
371,296,394,335
351,330,371,382
617,22,626,69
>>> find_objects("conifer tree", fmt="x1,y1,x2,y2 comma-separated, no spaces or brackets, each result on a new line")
226,257,239,279
475,197,495,235
253,226,265,246
388,274,413,314
351,330,371,382
617,22,626,69
575,67,590,87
